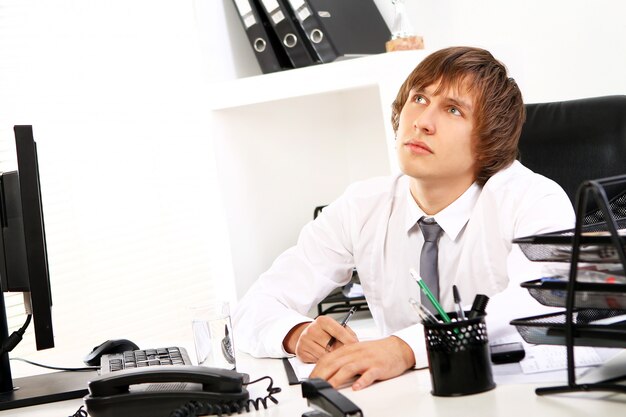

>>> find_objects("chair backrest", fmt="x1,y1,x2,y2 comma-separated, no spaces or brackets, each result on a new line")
518,95,626,205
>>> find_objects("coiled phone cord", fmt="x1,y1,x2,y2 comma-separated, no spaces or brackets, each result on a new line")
68,405,88,417
169,375,281,417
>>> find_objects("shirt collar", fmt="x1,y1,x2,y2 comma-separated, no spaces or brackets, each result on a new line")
404,180,481,241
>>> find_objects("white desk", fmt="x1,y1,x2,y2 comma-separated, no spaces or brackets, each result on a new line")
2,348,626,417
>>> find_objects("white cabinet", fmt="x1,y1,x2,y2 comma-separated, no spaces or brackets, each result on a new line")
210,50,429,297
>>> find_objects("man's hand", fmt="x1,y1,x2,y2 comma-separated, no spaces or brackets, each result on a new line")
309,336,415,390
283,316,359,363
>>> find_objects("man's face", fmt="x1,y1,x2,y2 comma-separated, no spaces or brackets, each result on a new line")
396,82,477,188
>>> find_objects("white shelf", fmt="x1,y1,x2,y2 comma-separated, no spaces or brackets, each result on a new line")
209,50,430,110
210,50,430,298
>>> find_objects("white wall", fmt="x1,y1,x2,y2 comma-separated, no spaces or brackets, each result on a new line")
0,1,237,364
400,0,626,103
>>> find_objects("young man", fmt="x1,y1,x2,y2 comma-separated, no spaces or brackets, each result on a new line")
233,47,575,390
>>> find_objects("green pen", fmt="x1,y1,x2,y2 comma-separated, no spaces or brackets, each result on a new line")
409,268,451,323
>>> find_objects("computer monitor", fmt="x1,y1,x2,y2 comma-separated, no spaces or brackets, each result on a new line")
0,125,93,410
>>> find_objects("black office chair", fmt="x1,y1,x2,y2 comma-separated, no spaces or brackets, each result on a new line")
518,95,626,206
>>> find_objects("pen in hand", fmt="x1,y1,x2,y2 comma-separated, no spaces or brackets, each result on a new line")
325,306,357,352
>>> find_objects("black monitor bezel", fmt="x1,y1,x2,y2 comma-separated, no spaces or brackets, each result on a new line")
10,125,54,350
0,126,91,411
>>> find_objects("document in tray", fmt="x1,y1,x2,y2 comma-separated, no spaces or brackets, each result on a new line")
520,345,603,374
552,244,621,262
582,229,626,237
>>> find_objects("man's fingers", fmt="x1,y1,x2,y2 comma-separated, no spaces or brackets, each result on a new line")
336,324,359,344
296,330,332,362
310,343,357,381
325,329,358,352
346,325,358,339
298,342,325,363
352,369,379,390
324,323,359,346
295,316,352,362
295,315,363,363
315,316,359,347
325,361,363,389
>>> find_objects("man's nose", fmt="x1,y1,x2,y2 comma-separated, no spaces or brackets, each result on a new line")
413,106,436,135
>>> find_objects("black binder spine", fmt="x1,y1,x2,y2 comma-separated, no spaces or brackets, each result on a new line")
285,0,339,63
231,0,293,74
306,0,391,57
256,0,317,68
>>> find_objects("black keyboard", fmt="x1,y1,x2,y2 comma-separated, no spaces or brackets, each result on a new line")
100,346,192,374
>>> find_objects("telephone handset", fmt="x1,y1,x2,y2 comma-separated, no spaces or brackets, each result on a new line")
84,365,256,417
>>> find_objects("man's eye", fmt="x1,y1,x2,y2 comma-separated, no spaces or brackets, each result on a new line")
414,95,426,104
449,107,461,116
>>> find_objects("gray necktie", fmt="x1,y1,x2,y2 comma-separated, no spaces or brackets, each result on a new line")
419,217,444,313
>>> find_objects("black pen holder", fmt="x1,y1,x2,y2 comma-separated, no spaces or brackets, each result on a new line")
423,312,495,396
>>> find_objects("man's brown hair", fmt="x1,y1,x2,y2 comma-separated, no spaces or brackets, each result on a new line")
391,46,525,185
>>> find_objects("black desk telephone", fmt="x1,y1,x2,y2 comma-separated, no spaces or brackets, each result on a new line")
84,365,280,417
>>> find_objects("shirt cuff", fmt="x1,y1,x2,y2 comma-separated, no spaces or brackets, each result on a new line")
264,313,313,358
392,323,429,369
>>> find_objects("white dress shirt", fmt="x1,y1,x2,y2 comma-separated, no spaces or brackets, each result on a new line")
233,161,576,367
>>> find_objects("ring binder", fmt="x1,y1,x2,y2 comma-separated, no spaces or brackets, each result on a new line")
231,0,293,74
305,0,391,59
232,0,391,71
255,0,317,68
284,0,338,63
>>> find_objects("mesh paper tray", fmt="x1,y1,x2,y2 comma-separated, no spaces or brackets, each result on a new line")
513,218,626,263
511,310,626,347
522,278,626,309
515,235,626,263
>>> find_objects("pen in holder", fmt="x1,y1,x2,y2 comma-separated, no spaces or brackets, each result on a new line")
423,311,495,396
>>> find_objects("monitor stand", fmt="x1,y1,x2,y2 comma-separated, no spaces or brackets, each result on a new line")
0,370,97,411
